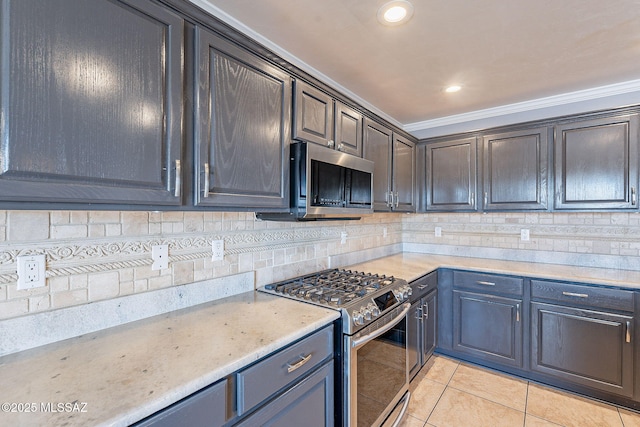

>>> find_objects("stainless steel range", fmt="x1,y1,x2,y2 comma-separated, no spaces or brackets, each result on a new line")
262,269,413,427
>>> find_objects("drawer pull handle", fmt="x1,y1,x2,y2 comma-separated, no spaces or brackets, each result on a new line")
477,281,496,286
626,321,632,344
417,284,430,290
562,291,588,298
286,353,313,373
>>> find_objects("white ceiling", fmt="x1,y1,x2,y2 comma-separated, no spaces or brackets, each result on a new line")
192,0,640,137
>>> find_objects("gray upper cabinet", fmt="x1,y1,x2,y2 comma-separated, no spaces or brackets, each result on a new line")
293,81,363,157
334,101,363,156
193,27,290,209
0,0,183,206
393,134,416,212
292,81,334,148
482,127,549,211
363,118,415,211
425,137,478,211
364,118,394,211
554,114,639,210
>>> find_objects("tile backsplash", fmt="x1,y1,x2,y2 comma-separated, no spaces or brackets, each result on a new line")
0,211,402,320
1,210,640,322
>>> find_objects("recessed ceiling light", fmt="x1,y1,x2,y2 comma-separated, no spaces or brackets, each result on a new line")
445,85,462,93
377,1,414,26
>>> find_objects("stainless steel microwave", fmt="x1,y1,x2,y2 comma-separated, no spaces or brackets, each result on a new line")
257,142,374,221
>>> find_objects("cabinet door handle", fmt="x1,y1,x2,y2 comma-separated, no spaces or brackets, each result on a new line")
516,303,520,322
389,191,395,209
174,160,181,198
626,321,632,343
423,302,429,319
562,291,588,298
395,192,400,208
632,187,637,206
203,163,210,198
476,281,496,286
286,353,313,373
327,140,335,149
337,142,344,151
470,192,475,208
484,192,488,207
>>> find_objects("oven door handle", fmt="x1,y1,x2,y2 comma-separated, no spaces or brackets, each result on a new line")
351,303,411,349
389,391,411,427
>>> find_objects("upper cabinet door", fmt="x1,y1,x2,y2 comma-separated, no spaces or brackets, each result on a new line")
554,115,639,210
0,0,183,206
482,127,549,211
363,118,393,211
393,134,415,212
292,81,334,148
334,102,363,157
194,27,290,209
425,138,478,211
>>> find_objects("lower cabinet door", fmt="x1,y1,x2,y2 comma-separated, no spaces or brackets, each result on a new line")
236,360,334,427
531,302,634,397
422,291,438,362
408,301,422,379
453,291,523,368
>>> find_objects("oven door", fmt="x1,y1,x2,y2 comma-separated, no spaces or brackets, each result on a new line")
344,303,411,427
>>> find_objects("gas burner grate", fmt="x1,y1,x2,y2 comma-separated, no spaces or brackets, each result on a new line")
264,268,397,307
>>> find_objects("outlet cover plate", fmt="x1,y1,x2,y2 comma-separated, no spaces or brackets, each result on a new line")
212,240,224,261
520,229,530,241
152,245,169,270
17,254,46,290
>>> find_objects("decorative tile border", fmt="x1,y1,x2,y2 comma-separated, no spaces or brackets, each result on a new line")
0,223,402,284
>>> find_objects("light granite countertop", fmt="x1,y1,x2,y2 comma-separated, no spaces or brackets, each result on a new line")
2,252,639,427
350,253,640,289
0,291,338,427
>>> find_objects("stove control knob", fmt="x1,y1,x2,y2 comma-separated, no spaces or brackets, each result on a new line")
394,291,403,302
406,286,413,297
353,311,365,326
363,308,372,321
371,305,381,317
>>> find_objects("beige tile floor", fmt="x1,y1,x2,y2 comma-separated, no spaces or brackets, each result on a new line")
401,355,640,427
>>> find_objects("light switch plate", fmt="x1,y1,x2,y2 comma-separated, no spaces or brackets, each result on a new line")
520,229,530,241
435,227,442,237
152,244,169,270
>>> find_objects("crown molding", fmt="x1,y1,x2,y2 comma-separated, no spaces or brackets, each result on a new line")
404,79,640,134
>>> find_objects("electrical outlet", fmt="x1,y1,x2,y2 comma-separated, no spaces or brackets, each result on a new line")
212,240,224,261
383,227,388,238
435,226,442,237
151,245,169,270
340,232,348,245
17,254,46,290
520,229,530,241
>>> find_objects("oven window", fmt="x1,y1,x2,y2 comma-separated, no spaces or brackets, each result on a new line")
356,317,407,427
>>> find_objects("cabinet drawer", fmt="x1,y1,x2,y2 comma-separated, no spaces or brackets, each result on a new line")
410,271,437,301
135,378,228,427
531,280,634,312
236,326,333,416
453,271,523,296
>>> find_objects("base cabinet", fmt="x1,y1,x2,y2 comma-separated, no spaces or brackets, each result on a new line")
531,302,633,397
237,361,334,427
409,273,438,379
453,290,523,368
